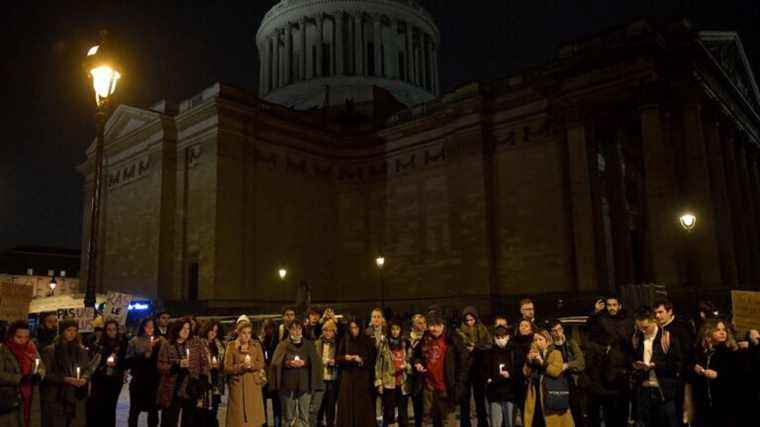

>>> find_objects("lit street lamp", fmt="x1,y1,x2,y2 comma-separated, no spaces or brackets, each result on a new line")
278,268,288,281
679,212,697,232
83,31,121,308
376,256,385,307
49,276,57,295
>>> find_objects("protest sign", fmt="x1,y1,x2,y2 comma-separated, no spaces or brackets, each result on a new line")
731,290,760,337
0,282,34,321
57,307,95,333
103,291,132,325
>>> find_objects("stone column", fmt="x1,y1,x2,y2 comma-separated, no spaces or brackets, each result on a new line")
272,31,280,90
285,23,292,84
373,17,382,77
703,119,738,287
721,131,750,284
640,104,679,285
335,12,344,75
260,40,268,94
432,43,439,95
404,23,412,83
300,18,307,81
735,141,760,283
316,14,324,77
682,104,722,287
415,32,422,86
354,14,363,76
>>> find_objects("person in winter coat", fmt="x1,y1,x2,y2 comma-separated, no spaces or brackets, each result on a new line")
548,320,587,427
126,318,161,427
199,320,226,426
631,309,682,427
34,312,57,427
87,319,127,427
457,306,491,427
40,319,90,427
157,317,211,427
224,321,266,427
1,320,45,427
412,311,468,427
336,318,377,427
271,319,323,427
304,308,323,342
309,319,340,427
376,319,412,427
689,319,740,427
260,318,282,426
653,299,694,426
408,314,427,427
483,325,524,427
522,329,574,427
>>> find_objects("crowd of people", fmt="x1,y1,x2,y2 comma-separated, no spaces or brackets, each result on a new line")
0,296,758,427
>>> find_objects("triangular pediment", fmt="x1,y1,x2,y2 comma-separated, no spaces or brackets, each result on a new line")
86,105,161,154
699,31,760,115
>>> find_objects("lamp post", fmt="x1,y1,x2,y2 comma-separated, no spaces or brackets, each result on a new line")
49,276,57,296
83,32,121,308
375,256,385,307
679,212,697,232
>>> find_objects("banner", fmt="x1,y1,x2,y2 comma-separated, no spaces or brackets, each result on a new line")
731,290,760,337
103,292,132,326
57,307,95,333
0,282,34,321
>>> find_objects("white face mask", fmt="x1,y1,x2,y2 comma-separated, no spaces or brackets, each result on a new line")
495,337,509,348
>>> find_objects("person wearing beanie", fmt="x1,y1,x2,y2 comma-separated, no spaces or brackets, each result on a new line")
483,325,524,427
457,306,491,427
310,319,339,427
40,319,91,427
412,312,468,427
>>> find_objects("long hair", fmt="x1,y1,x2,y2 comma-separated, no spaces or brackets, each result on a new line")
5,320,30,342
136,318,154,337
697,318,737,352
200,320,224,342
168,317,194,344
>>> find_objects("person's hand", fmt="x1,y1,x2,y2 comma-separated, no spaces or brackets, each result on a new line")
466,344,475,352
738,341,750,349
293,359,305,368
749,329,760,345
145,350,152,359
694,364,705,376
594,300,606,313
633,361,648,371
64,377,79,386
562,363,569,372
180,358,189,369
415,363,427,373
499,370,510,378
354,356,363,365
704,369,718,379
326,359,335,367
377,385,383,394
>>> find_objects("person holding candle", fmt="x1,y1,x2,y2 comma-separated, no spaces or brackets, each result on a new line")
1,320,46,427
309,319,340,427
126,318,161,427
200,320,226,426
157,317,210,427
87,319,128,427
483,324,524,427
271,319,322,427
224,320,266,427
335,318,377,427
375,318,413,427
40,319,90,427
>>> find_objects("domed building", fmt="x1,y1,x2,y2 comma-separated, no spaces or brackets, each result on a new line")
256,0,439,108
80,13,760,316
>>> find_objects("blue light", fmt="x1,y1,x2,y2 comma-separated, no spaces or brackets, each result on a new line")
128,302,150,311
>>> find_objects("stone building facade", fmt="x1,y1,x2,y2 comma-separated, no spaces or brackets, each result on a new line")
79,11,760,314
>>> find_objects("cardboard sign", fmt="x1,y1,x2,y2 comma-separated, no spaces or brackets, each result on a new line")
57,307,95,333
103,292,132,325
0,282,34,321
731,290,760,337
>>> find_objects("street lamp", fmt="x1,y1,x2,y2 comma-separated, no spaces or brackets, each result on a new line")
49,276,57,295
679,212,697,232
375,256,385,307
83,31,121,308
278,268,288,281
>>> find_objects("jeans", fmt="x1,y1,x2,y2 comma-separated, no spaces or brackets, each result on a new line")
280,391,311,427
635,387,677,427
460,377,488,427
489,401,514,427
423,386,456,427
311,380,338,426
264,390,282,427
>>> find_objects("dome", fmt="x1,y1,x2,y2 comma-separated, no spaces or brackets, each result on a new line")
256,0,440,109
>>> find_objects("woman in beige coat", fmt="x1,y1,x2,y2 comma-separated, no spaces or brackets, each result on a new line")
523,329,574,427
224,321,266,427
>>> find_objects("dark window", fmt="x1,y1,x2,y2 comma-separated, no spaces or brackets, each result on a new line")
367,42,375,76
322,43,331,76
188,261,199,301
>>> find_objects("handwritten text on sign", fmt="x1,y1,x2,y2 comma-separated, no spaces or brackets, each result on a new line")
731,290,760,337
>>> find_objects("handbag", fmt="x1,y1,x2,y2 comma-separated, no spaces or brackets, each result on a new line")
542,374,570,412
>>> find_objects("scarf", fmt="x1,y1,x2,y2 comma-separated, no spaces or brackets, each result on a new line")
6,339,37,402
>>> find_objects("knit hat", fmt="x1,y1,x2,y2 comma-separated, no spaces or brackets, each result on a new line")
426,311,444,326
59,319,78,332
237,314,251,325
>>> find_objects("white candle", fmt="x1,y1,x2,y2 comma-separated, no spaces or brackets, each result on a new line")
294,355,301,362
244,354,251,364
107,355,115,364
34,358,40,374
212,356,218,365
186,348,190,359
499,363,505,373
76,366,81,380
150,336,155,345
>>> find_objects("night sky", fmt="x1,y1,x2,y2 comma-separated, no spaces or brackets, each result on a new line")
1,0,758,251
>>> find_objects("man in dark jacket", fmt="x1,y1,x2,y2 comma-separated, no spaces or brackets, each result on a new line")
413,311,468,427
34,312,58,350
483,325,524,427
631,308,682,427
457,306,491,427
653,299,694,426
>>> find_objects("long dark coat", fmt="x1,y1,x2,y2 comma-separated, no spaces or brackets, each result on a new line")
335,333,376,427
40,340,90,427
125,336,160,412
0,343,45,427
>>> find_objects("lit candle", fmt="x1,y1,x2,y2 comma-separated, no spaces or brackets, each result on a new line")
499,363,505,373
150,336,155,345
244,354,251,364
212,356,218,365
34,358,40,374
107,355,115,364
76,366,81,380
186,348,190,359
294,355,301,362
